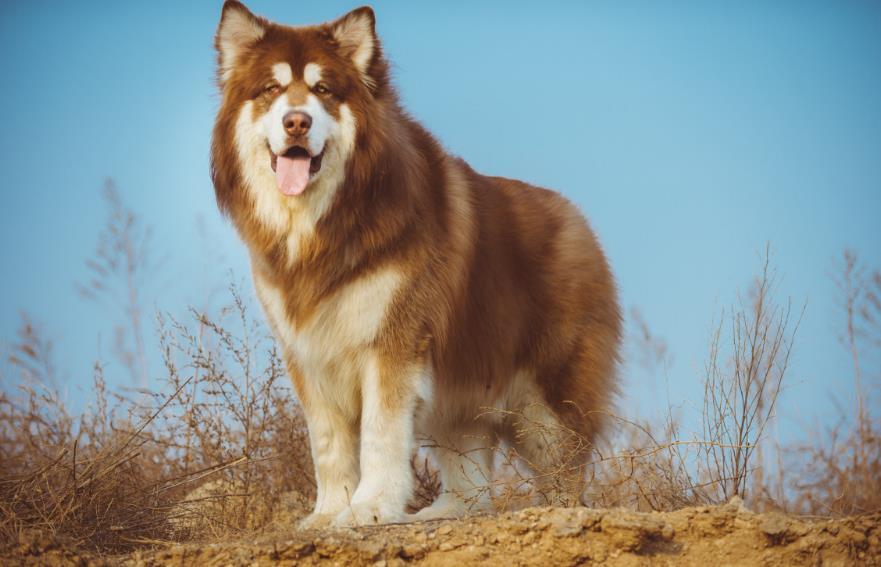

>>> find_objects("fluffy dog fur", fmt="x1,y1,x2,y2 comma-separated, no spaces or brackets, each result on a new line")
211,1,622,527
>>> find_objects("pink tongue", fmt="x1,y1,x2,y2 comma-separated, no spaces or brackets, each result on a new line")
276,154,311,196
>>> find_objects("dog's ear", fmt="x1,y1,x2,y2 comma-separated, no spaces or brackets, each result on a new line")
215,1,266,85
330,7,379,89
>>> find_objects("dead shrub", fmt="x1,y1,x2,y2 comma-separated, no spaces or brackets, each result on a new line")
0,282,315,553
700,246,802,503
153,283,314,536
0,363,185,551
785,250,881,516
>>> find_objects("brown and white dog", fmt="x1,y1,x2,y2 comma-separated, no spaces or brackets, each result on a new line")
211,1,622,528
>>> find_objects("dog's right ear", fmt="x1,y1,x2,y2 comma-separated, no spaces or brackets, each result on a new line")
215,1,266,85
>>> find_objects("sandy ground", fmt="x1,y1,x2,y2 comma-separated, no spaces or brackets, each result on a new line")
7,501,880,566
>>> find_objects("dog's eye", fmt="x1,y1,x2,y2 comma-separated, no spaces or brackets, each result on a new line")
263,84,281,97
314,82,331,95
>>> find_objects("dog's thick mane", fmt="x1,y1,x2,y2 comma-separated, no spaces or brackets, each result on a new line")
210,23,461,346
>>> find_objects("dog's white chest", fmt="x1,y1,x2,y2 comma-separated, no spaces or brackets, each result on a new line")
253,267,403,380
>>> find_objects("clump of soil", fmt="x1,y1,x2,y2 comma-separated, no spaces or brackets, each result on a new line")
6,501,880,566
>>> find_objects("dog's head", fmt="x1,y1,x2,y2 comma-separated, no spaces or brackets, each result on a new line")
212,1,388,220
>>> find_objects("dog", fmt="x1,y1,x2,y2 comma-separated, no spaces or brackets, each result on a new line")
210,1,622,528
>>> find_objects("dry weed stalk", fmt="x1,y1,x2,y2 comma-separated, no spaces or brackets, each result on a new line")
700,246,802,503
788,250,881,516
585,414,714,511
586,250,799,511
8,313,57,388
409,455,441,513
76,180,155,389
630,307,671,373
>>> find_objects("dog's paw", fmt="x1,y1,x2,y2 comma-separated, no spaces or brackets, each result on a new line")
333,502,404,527
297,511,335,530
410,493,492,522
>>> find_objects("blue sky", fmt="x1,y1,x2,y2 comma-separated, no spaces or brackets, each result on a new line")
1,1,879,443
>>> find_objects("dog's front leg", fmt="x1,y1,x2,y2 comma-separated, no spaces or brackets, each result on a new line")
297,387,360,530
334,355,420,526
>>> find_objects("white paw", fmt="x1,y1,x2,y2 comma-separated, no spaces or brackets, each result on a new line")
411,493,492,522
297,511,335,530
334,501,404,527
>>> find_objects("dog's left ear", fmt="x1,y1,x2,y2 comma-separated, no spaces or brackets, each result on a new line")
216,1,267,85
330,7,379,88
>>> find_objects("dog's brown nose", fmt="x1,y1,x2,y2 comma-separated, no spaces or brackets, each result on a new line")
283,111,312,137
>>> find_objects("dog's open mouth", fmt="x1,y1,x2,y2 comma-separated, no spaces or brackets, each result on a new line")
270,146,324,196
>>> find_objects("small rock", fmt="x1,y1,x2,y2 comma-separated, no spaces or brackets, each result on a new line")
724,495,750,514
759,515,790,546
789,522,810,537
437,524,453,536
759,516,788,537
551,516,583,538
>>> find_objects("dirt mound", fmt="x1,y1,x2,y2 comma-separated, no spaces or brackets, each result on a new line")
7,502,880,566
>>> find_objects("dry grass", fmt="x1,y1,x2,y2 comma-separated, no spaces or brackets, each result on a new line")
0,363,183,551
153,283,314,536
1,191,878,557
1,282,314,552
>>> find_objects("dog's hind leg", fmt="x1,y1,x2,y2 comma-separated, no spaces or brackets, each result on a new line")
498,371,593,508
412,426,495,521
501,399,590,508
